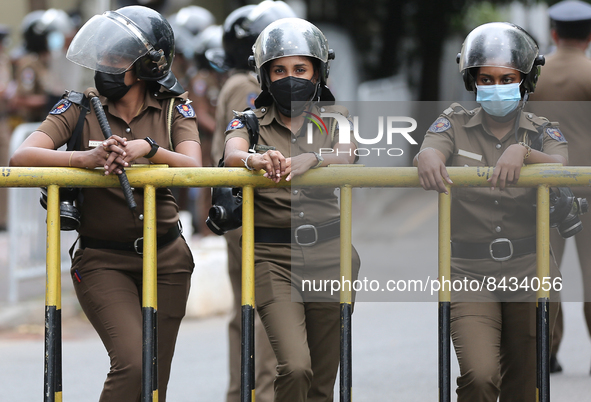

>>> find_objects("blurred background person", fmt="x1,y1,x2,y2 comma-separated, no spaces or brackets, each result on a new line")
528,0,591,374
0,23,11,231
169,5,218,234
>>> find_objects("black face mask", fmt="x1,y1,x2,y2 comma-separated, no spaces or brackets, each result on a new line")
269,76,318,117
94,71,133,101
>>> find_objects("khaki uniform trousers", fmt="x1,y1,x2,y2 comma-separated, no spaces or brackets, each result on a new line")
225,228,277,402
549,213,591,355
254,237,361,402
71,237,194,402
450,254,559,402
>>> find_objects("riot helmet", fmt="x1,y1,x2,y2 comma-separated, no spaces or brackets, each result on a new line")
252,17,336,110
66,5,183,94
458,22,544,95
193,25,223,70
210,1,296,71
171,6,215,36
22,9,73,54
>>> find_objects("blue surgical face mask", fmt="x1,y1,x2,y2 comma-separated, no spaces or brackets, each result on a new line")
476,82,522,117
47,31,64,53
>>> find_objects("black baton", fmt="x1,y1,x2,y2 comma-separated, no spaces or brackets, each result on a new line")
89,95,137,210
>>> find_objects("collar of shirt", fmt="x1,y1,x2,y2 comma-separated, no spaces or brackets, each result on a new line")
463,107,539,141
101,88,164,120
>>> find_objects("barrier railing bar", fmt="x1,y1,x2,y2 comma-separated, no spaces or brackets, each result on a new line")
438,187,451,402
142,185,158,402
536,185,551,402
340,185,353,402
241,185,255,402
44,184,62,402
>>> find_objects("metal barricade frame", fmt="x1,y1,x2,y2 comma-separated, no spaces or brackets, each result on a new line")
2,164,590,402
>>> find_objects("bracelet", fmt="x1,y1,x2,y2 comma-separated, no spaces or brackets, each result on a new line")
242,153,254,171
416,147,436,161
518,142,531,160
68,151,74,167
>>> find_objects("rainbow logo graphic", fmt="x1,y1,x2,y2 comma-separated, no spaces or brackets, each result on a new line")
303,111,328,135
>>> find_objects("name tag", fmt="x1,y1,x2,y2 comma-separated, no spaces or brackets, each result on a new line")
89,140,103,148
458,149,482,162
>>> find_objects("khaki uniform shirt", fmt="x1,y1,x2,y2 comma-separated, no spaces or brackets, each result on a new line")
37,88,200,242
212,71,259,163
14,53,49,121
225,102,353,228
422,106,568,244
528,45,591,197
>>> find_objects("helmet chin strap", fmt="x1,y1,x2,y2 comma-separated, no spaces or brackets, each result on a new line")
512,91,529,143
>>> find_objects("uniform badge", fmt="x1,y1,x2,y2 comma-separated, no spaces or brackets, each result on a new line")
226,118,244,131
546,127,566,142
49,99,72,115
429,117,451,133
176,103,195,118
247,92,257,109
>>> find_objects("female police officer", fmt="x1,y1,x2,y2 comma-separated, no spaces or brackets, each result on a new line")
414,23,567,401
10,6,201,401
223,18,361,402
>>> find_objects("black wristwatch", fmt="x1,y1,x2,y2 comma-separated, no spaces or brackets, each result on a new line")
144,137,159,158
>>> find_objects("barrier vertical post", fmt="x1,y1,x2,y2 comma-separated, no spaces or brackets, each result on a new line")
438,187,451,402
241,185,255,402
340,185,353,402
536,185,551,402
44,184,62,402
142,185,158,402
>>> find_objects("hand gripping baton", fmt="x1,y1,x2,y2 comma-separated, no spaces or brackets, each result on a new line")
89,94,137,210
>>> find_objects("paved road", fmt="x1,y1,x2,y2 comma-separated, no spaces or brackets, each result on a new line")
1,188,590,401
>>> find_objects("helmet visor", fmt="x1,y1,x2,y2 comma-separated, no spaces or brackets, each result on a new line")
458,22,539,74
253,18,329,68
66,13,150,74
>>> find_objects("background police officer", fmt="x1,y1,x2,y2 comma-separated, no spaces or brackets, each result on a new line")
528,0,591,374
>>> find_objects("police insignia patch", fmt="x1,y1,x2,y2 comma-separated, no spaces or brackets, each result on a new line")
546,127,566,142
226,118,244,131
429,117,451,133
176,104,195,118
49,99,72,115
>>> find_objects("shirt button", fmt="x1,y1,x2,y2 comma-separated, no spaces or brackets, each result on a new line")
495,226,501,233
494,200,499,205
261,108,266,113
298,212,304,218
495,143,501,149
139,214,144,221
125,127,131,133
293,190,299,195
291,138,296,143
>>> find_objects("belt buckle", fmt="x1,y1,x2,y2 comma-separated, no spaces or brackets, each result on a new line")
294,224,318,246
489,238,512,262
134,237,143,255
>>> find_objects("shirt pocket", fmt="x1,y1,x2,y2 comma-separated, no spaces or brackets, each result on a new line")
451,153,489,202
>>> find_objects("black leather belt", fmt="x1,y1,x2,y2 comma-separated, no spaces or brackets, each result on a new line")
80,223,181,255
451,236,536,261
254,219,340,246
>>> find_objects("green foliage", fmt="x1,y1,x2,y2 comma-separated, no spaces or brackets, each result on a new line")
463,1,510,32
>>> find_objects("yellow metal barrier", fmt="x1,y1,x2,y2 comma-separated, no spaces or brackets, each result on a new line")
2,164,591,402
